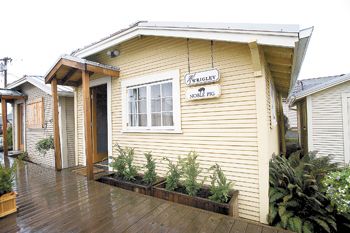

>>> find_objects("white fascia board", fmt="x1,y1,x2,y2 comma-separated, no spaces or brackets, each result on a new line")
289,27,314,94
7,78,27,89
74,26,299,58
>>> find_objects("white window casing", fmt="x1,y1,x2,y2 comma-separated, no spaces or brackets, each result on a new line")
121,69,182,133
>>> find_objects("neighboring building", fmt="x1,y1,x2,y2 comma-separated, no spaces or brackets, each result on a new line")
44,21,312,222
289,74,350,164
7,75,76,168
282,99,297,130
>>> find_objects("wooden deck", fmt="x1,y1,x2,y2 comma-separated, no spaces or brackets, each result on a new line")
0,155,290,233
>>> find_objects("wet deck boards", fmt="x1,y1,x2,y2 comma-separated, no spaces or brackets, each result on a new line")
0,156,290,233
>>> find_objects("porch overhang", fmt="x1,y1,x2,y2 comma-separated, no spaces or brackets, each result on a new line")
0,88,26,100
44,55,120,86
0,89,26,158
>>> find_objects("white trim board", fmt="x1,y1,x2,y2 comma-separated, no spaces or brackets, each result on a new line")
306,96,313,151
59,97,69,168
120,69,182,133
73,23,306,58
342,93,350,164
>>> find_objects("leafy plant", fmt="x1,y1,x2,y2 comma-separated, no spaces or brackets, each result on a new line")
269,152,338,233
322,166,350,214
0,161,16,196
36,136,54,155
109,144,138,181
208,163,233,203
180,151,202,196
18,151,29,161
163,157,182,191
288,151,338,186
110,144,127,176
143,152,157,185
7,125,13,148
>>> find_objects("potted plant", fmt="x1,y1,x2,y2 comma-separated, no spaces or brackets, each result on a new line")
153,151,239,216
36,136,54,155
98,145,164,195
0,161,17,218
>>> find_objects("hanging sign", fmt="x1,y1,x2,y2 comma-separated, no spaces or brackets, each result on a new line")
186,84,221,101
184,69,220,86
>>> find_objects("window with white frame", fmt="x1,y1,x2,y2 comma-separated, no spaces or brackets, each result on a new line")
122,70,181,132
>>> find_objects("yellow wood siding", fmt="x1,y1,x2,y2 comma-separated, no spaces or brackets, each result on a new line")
77,36,262,221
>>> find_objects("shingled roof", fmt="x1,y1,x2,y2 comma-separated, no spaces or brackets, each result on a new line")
289,73,350,104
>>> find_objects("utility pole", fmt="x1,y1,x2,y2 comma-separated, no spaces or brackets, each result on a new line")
0,57,12,88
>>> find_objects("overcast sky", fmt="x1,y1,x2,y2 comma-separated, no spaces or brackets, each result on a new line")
1,0,349,86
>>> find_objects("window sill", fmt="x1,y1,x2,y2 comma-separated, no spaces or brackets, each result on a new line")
121,129,182,134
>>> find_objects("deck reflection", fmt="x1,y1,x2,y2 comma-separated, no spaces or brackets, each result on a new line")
0,155,289,233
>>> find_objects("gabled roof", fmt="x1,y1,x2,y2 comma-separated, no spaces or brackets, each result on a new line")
7,75,74,97
289,73,350,104
44,55,120,85
0,88,26,99
72,21,311,58
70,21,313,95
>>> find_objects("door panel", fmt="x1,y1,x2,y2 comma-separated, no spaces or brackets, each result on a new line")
91,84,108,163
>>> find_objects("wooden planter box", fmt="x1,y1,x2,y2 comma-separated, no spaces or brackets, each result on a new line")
0,192,17,218
98,174,164,196
153,182,239,217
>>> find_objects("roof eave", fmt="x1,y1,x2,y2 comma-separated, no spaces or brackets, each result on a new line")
290,73,350,105
73,25,300,58
289,27,314,95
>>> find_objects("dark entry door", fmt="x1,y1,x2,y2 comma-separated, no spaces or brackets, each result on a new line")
91,84,108,163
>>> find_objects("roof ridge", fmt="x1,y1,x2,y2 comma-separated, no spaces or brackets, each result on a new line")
299,73,346,82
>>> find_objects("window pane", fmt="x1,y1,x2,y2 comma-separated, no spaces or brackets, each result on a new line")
162,82,172,97
162,112,174,126
151,99,161,112
151,113,161,126
129,114,137,126
129,101,136,114
151,84,161,98
139,114,147,126
138,86,147,100
162,97,173,111
128,89,137,101
138,100,147,113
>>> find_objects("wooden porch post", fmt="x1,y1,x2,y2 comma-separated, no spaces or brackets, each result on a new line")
2,98,8,157
51,79,62,171
82,70,93,180
278,93,286,154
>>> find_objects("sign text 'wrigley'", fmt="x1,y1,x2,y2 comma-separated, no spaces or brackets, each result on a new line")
184,69,220,86
186,84,221,101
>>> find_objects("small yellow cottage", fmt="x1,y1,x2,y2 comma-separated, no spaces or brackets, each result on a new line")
44,21,312,223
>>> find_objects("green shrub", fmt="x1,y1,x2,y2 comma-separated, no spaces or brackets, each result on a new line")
143,152,157,185
110,144,138,181
269,152,338,233
0,161,16,196
110,144,127,176
180,151,202,196
163,157,182,191
208,163,233,203
288,151,338,186
322,166,350,214
7,125,13,148
36,136,54,155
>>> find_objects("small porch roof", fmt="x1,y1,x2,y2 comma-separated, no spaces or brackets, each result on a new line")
0,88,26,100
44,55,120,85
